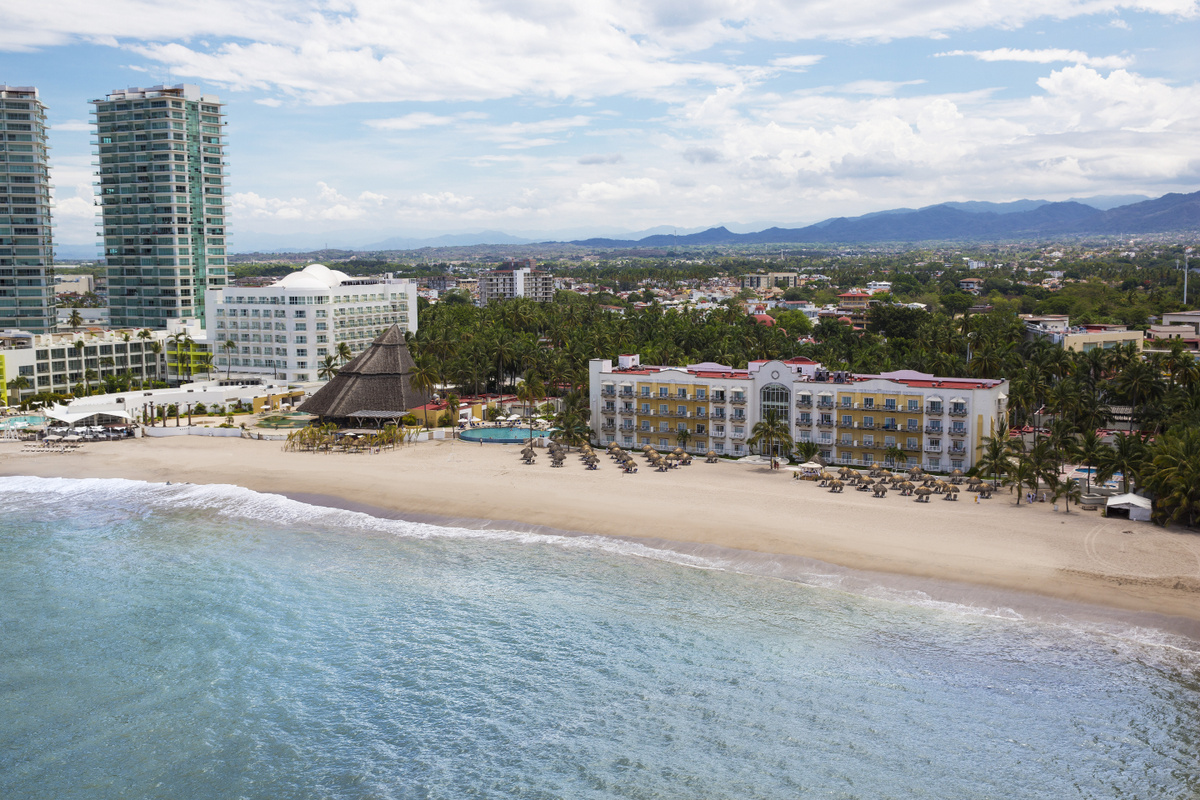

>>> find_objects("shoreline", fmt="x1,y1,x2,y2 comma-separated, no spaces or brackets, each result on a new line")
3,436,1199,635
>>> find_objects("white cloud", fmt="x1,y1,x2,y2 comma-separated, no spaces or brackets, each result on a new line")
5,0,1194,105
578,177,661,202
937,48,1134,69
51,120,92,132
365,112,486,130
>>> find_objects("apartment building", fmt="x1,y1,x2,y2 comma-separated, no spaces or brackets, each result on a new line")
477,267,554,305
93,84,228,329
0,85,55,334
590,356,1007,471
206,263,418,383
0,327,169,403
741,272,799,290
1023,315,1144,353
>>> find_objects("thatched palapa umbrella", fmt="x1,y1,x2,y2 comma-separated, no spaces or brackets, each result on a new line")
705,450,718,463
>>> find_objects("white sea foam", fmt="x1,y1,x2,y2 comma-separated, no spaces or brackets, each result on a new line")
2,474,1197,662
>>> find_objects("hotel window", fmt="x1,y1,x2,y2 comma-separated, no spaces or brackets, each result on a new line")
841,414,852,426
659,438,669,448
862,453,874,465
641,387,650,396
659,422,669,432
696,388,706,399
906,437,918,448
677,405,686,416
677,388,686,398
641,403,650,413
640,421,650,430
659,403,668,414
623,436,633,446
760,383,789,422
714,426,725,436
907,418,920,431
713,390,725,402
840,433,851,444
862,435,874,446
659,388,668,397
841,396,852,407
714,442,724,454
677,423,686,433
799,412,811,424
884,417,896,430
863,397,874,409
885,399,896,410
695,424,705,434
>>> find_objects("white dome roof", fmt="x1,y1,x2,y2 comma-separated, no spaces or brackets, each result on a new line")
273,263,348,290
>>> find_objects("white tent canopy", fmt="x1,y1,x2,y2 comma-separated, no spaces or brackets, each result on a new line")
1106,493,1152,522
44,407,134,425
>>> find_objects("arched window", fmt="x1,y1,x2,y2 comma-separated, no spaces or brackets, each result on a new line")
760,383,790,422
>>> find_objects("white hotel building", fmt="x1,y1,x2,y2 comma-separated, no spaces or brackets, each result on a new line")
589,355,1007,472
206,263,417,383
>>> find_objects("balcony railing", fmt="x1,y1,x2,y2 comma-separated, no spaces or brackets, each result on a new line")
816,419,834,428
948,446,967,455
730,397,746,405
601,388,615,396
796,398,812,407
816,400,834,409
837,420,856,428
924,445,942,452
949,408,968,417
926,406,943,415
925,425,943,434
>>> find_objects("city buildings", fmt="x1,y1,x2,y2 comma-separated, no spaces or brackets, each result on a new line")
206,263,418,383
92,84,228,330
0,327,170,403
0,85,55,334
589,355,1007,472
477,266,554,305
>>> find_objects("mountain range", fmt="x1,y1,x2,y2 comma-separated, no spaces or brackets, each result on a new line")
566,191,1200,248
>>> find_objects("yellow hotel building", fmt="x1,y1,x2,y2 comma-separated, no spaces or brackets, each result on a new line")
590,355,1008,471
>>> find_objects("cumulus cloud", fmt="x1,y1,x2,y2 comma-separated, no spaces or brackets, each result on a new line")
5,0,1195,105
578,177,661,202
365,112,487,130
937,48,1134,69
577,153,625,165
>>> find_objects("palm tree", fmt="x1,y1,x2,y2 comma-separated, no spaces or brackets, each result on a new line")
336,341,353,365
194,353,214,381
1053,477,1083,513
1072,429,1110,495
408,357,438,429
883,444,906,468
6,375,31,403
67,308,83,332
976,430,1013,489
83,368,98,397
317,355,339,382
1097,432,1146,495
444,392,460,430
516,374,545,441
794,439,821,463
748,410,793,463
551,410,592,452
223,339,237,379
1140,426,1200,527
1004,457,1036,506
676,427,692,453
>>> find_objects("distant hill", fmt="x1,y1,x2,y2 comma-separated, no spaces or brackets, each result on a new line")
565,190,1200,247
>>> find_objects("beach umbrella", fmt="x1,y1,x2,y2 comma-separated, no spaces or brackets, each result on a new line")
947,484,959,494
861,476,875,485
950,468,964,476
915,486,933,501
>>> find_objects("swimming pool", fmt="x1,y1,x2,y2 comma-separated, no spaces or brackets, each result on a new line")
458,426,543,444
0,414,44,430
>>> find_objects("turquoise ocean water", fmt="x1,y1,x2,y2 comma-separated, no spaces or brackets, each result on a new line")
1,476,1198,799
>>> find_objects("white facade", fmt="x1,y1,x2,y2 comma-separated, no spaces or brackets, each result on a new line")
0,327,170,401
206,263,418,383
477,267,554,305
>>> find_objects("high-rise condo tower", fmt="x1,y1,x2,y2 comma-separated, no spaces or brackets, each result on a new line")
92,84,227,329
0,85,55,333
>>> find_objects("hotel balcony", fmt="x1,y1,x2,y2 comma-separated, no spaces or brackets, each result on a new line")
730,397,746,405
902,443,922,452
881,423,899,431
949,428,967,436
948,445,967,455
859,421,875,429
816,400,834,409
600,388,615,397
730,433,746,441
925,425,943,434
600,421,615,432
926,405,944,415
949,408,969,417
837,420,856,429
924,444,942,453
694,410,707,418
816,419,835,428
796,398,812,407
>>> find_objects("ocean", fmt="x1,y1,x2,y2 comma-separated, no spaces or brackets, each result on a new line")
1,476,1198,799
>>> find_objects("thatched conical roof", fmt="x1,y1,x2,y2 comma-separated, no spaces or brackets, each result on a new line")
299,325,431,419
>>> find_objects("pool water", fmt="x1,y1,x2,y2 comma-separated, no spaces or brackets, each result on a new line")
458,425,541,443
0,414,44,430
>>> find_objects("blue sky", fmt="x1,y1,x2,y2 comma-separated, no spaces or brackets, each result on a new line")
4,1,1200,249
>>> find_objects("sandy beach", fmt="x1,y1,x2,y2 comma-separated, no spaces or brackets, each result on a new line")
3,435,1199,630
